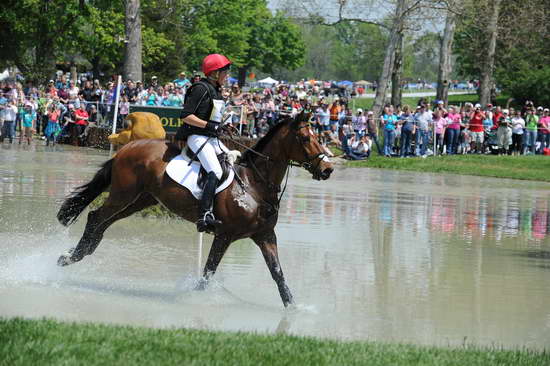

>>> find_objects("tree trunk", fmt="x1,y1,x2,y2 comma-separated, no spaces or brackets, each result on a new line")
237,67,248,88
436,9,456,105
91,56,101,81
391,33,404,107
372,0,406,117
123,0,142,82
70,62,78,84
479,0,501,106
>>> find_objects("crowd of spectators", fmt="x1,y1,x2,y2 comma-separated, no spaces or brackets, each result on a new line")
0,73,548,159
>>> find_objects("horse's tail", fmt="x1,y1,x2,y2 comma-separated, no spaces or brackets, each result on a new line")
57,158,114,226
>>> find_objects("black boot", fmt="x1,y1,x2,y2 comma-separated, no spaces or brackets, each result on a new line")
196,171,222,233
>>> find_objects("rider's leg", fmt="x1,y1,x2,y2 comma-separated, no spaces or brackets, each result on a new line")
187,135,225,232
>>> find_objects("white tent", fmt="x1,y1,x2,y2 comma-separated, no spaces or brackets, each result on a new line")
258,77,278,85
0,69,10,81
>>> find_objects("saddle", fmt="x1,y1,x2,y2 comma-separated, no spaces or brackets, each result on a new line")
184,148,231,189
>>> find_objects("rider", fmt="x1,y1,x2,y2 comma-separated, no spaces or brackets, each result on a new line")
175,54,231,233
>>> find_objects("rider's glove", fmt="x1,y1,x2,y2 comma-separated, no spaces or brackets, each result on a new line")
205,121,219,136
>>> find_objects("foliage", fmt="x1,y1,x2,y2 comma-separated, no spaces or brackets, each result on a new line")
0,0,305,83
2,318,549,366
453,0,550,105
500,66,550,107
275,21,389,82
0,0,88,82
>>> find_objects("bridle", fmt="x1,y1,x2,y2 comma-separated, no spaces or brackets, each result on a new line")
293,124,328,181
223,119,328,208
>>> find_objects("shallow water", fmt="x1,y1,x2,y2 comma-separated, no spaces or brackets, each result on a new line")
1,143,550,349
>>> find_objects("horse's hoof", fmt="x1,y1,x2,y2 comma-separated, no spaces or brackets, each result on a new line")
194,277,208,291
57,249,76,266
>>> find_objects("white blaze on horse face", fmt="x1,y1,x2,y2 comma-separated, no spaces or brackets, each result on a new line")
308,127,315,136
322,155,331,163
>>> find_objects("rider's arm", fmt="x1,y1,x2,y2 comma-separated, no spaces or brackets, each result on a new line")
182,114,208,128
181,84,210,129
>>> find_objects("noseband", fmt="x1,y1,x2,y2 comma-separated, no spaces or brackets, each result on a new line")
292,124,327,180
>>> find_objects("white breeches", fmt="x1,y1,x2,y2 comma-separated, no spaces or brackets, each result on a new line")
187,134,229,179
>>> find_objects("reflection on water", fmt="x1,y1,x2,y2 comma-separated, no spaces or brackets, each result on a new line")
1,145,550,350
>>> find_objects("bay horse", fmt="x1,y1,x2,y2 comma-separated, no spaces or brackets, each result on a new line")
56,111,334,307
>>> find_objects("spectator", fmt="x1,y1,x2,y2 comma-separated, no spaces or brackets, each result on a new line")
540,108,550,151
19,103,36,145
445,106,461,155
173,72,190,89
366,110,381,155
524,108,538,154
433,109,446,154
352,109,366,136
497,109,512,155
399,105,415,157
510,109,525,155
1,99,18,143
72,104,89,146
382,106,398,157
468,104,485,154
415,104,432,157
44,103,61,146
316,103,330,134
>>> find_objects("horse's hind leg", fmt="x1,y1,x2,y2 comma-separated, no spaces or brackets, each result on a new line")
58,192,157,266
252,230,294,307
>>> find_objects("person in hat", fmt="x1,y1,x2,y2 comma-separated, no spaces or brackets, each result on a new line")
174,72,191,89
19,103,36,145
175,54,232,233
496,109,512,155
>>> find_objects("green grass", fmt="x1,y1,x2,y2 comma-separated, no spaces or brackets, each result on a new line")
1,318,548,366
348,154,550,182
350,93,512,112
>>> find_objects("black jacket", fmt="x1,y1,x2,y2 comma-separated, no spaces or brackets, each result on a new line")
175,79,221,140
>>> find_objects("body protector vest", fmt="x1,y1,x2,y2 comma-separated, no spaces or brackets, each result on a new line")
175,80,226,140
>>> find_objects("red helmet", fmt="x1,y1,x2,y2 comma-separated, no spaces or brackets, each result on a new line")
202,54,231,76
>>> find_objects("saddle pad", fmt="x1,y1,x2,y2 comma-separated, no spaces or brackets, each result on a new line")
165,154,234,200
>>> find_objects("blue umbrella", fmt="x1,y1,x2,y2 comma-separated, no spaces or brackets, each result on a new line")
228,77,238,84
338,80,353,87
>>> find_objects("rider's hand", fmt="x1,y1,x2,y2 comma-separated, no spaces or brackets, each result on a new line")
205,121,220,136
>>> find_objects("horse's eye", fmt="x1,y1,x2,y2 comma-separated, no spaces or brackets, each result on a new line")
301,136,310,143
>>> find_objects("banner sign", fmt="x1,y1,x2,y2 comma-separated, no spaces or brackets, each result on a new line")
129,105,184,134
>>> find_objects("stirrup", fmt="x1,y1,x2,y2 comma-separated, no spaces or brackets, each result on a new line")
196,211,222,233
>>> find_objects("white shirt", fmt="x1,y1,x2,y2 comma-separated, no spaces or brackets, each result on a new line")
511,117,525,134
2,104,18,121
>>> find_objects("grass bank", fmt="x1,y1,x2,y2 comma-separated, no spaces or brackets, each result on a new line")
348,154,550,183
351,93,512,111
1,318,548,366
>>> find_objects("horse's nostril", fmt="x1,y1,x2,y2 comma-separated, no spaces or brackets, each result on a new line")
322,168,333,179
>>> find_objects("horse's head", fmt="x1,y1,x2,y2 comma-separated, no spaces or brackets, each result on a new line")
287,110,334,181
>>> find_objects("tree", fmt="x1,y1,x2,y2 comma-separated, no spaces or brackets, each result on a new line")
436,7,457,104
0,0,88,82
124,0,142,82
236,10,305,86
478,0,501,106
454,0,550,105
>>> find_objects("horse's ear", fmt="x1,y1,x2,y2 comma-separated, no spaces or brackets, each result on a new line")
292,107,312,128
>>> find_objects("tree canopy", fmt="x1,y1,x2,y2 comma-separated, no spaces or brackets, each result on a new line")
0,0,306,83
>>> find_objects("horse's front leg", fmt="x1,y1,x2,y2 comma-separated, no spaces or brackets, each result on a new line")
252,230,294,307
196,234,232,290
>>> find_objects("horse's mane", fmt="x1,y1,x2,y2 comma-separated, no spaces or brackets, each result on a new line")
241,116,293,161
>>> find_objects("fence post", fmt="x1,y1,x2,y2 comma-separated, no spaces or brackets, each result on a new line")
109,75,122,156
